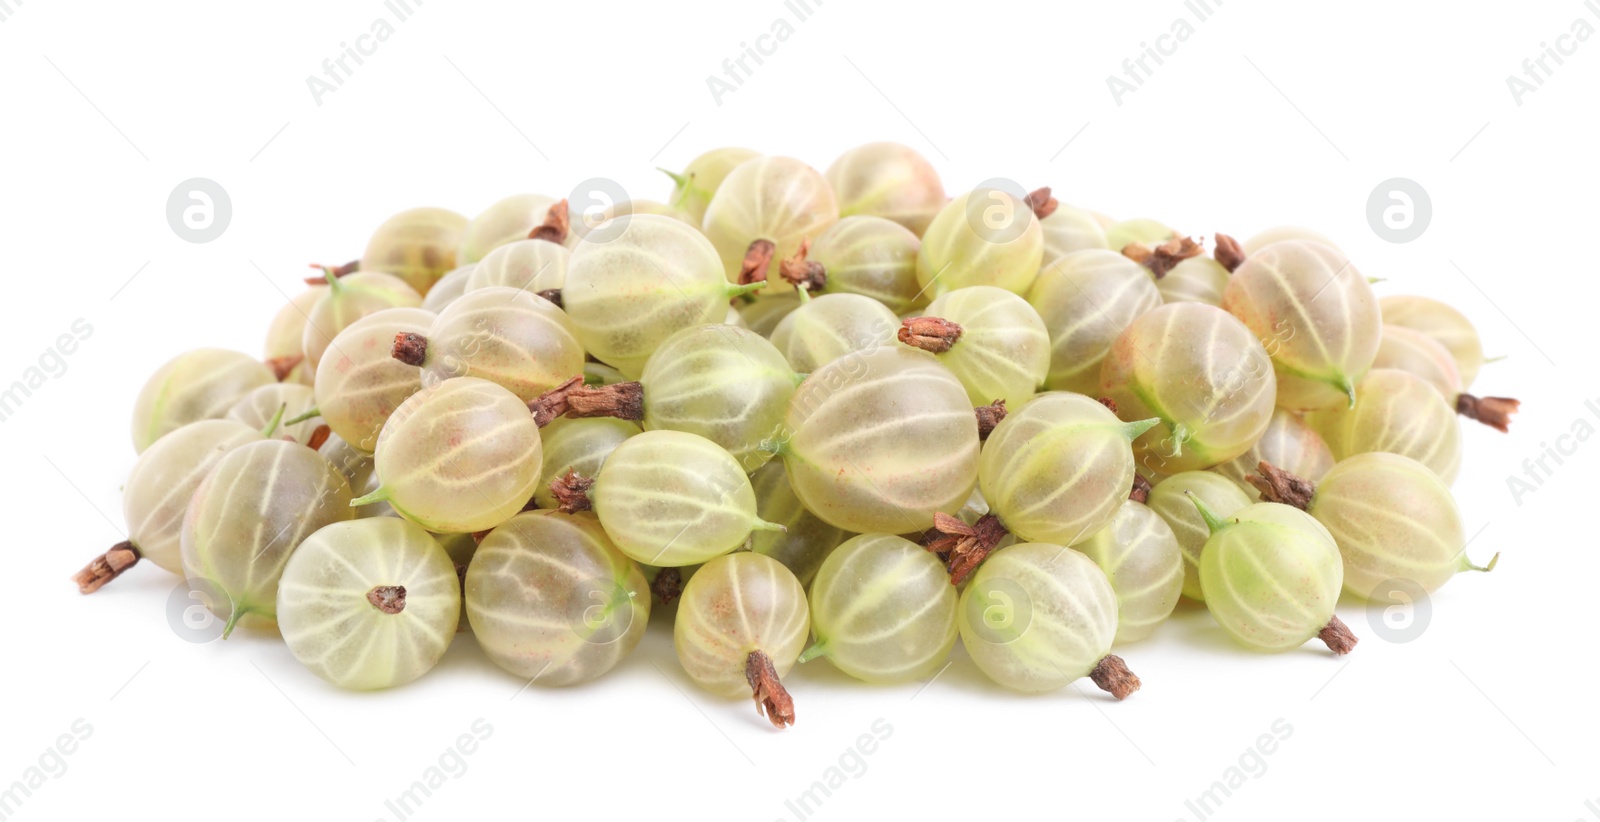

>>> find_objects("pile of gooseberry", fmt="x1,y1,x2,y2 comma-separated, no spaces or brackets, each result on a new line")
74,143,1512,729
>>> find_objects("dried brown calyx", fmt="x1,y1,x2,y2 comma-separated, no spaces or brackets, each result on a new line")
745,650,796,729
1122,235,1204,278
778,239,827,292
924,512,1009,585
305,424,332,452
1024,186,1058,220
72,541,141,594
536,288,564,309
651,567,684,606
550,470,596,514
391,331,429,367
1247,461,1316,511
1129,473,1153,504
975,400,1007,440
305,260,360,284
1097,397,1118,414
1213,232,1246,273
266,354,304,382
1317,615,1359,655
1089,655,1142,699
1456,393,1520,433
529,199,570,244
899,316,963,353
529,376,645,427
367,585,407,615
739,239,776,286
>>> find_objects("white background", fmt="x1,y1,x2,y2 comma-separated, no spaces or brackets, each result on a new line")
2,1,1596,820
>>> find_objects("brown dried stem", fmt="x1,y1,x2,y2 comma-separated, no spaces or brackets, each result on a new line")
72,541,141,594
1024,186,1058,220
530,377,644,427
1089,655,1142,699
745,650,796,729
651,567,684,606
550,470,596,514
1248,461,1316,511
1456,393,1520,433
305,424,332,452
1097,397,1118,414
366,585,407,615
778,239,827,292
975,400,1007,440
266,354,304,382
1122,235,1204,278
529,199,570,244
739,239,776,285
391,332,429,367
924,512,1009,585
1129,473,1153,504
1318,615,1359,655
898,316,963,353
536,288,564,309
1214,233,1246,273
304,260,360,284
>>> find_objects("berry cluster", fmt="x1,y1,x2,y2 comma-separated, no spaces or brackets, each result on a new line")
76,142,1512,729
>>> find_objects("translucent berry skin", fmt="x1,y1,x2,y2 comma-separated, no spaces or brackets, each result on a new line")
123,419,262,575
1028,249,1163,395
277,518,460,690
314,307,433,453
916,189,1044,297
1103,218,1173,251
1308,453,1473,600
701,156,839,291
367,377,544,533
957,543,1118,693
770,292,900,374
1373,324,1462,399
264,286,326,386
1157,256,1231,307
980,392,1148,546
302,272,423,371
665,146,761,224
360,207,469,296
824,142,946,237
1378,295,1485,389
1304,368,1462,485
421,265,474,313
805,534,957,684
131,348,277,453
781,346,980,534
1039,204,1110,267
1224,240,1380,410
574,199,696,241
466,511,649,686
464,239,569,294
591,430,774,567
533,417,640,511
181,440,355,633
739,292,802,338
1147,471,1251,601
1242,225,1341,256
1075,502,1183,644
1100,303,1277,474
459,193,573,263
1211,408,1336,501
920,286,1050,408
1199,502,1343,653
318,432,390,519
226,383,320,445
640,324,796,471
564,214,751,379
674,552,809,699
806,216,926,313
419,286,584,403
747,460,853,587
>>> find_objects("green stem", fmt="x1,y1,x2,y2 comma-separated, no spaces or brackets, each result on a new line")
1121,417,1161,441
1461,551,1500,573
751,518,788,533
284,406,320,426
797,640,828,663
1336,375,1357,409
350,487,391,508
323,267,341,290
221,604,247,639
726,281,769,300
1186,491,1231,535
261,403,288,438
